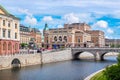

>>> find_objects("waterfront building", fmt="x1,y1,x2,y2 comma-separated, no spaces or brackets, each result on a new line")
43,23,104,48
20,25,42,49
86,30,105,47
105,38,120,47
20,25,31,44
0,5,20,55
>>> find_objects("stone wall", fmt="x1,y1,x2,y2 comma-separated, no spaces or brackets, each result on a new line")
0,49,72,70
42,49,72,64
0,54,41,70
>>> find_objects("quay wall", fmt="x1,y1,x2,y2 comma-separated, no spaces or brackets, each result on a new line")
0,49,72,70
42,49,72,64
0,49,118,70
0,54,41,70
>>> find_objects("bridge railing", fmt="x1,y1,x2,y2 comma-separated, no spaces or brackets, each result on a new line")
42,48,71,54
0,49,37,56
19,49,37,54
0,48,71,56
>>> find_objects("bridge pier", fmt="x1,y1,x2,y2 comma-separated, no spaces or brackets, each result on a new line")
94,52,101,61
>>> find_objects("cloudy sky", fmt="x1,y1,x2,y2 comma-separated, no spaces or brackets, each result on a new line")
0,0,120,39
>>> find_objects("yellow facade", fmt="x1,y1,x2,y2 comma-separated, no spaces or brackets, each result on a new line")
44,23,105,48
0,5,20,55
0,9,5,14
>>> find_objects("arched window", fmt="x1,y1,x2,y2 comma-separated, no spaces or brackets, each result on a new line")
59,36,62,41
8,42,11,50
64,36,67,42
3,42,6,50
0,43,1,50
13,45,14,50
54,36,57,41
15,43,18,50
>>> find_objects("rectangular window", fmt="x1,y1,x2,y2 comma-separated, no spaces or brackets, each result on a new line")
3,20,5,26
8,30,11,38
15,32,17,39
8,21,10,27
3,29,6,37
15,23,17,29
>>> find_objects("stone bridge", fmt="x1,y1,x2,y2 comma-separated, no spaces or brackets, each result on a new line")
72,48,120,60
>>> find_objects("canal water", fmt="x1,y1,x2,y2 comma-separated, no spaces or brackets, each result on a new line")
0,56,117,80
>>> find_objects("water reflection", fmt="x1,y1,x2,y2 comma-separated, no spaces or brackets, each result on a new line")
0,56,117,80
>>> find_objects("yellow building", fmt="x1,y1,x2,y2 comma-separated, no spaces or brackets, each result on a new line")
0,5,20,55
44,23,105,48
20,25,42,49
43,23,94,48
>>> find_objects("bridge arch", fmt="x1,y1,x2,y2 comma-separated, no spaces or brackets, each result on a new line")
11,58,21,68
73,51,95,60
100,52,119,61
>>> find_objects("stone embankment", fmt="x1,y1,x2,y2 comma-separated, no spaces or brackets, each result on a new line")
0,48,72,70
0,48,118,70
42,49,72,64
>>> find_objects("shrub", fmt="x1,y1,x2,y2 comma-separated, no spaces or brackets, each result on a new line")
103,54,120,80
104,65,120,80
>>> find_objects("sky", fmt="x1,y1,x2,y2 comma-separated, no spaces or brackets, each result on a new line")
0,0,120,39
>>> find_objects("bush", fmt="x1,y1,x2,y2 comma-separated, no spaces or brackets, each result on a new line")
103,54,120,80
104,65,120,80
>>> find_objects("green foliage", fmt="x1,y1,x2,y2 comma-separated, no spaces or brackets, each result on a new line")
110,44,120,48
103,54,120,80
90,71,107,80
117,54,120,64
104,65,120,80
20,43,28,48
91,54,120,80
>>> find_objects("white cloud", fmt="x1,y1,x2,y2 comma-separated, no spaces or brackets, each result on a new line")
77,13,95,23
18,8,32,17
42,16,53,22
18,8,37,26
93,20,108,28
24,16,37,26
39,29,43,35
109,10,120,19
107,28,114,34
63,13,80,24
57,25,63,28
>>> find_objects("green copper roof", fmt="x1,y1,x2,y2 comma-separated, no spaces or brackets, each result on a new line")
0,5,20,20
44,23,49,31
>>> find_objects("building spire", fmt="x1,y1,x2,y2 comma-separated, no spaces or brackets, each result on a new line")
43,23,49,36
44,23,49,31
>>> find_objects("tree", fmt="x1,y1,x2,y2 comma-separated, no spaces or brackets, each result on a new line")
20,43,28,49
